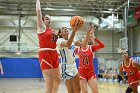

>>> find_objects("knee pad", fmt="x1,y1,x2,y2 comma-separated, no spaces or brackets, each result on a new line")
126,87,133,93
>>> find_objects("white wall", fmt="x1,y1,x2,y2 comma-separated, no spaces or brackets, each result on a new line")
133,25,140,54
0,15,127,69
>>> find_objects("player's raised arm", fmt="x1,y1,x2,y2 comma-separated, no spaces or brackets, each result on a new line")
36,0,46,33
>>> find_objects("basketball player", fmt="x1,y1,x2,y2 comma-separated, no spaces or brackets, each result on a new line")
0,61,4,76
57,25,94,93
75,32,105,93
36,0,61,93
119,50,140,93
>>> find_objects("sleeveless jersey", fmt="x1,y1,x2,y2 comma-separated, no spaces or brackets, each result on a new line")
76,45,94,69
122,59,139,85
57,38,76,64
75,38,104,69
37,27,59,70
38,27,58,49
56,38,77,79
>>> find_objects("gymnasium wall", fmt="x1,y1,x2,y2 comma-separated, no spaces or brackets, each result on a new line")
95,30,123,69
0,58,98,78
0,15,140,72
133,22,140,55
0,28,124,70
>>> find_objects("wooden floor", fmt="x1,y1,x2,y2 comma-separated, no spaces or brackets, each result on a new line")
0,78,135,93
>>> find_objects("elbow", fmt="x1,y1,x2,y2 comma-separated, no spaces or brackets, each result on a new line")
100,44,105,48
36,9,41,14
67,43,71,48
102,44,105,48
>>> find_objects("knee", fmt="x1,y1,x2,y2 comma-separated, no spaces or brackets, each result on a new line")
54,76,61,83
68,90,74,93
75,87,81,93
126,87,133,93
44,80,53,90
82,89,88,93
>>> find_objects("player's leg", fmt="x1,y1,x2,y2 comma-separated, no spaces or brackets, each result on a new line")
65,78,75,93
131,86,138,93
42,69,54,93
80,79,88,93
125,86,133,93
52,67,61,93
88,78,99,93
73,73,81,93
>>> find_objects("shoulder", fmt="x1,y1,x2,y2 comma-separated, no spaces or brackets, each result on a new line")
37,24,47,34
120,62,123,68
57,38,66,42
132,60,139,67
57,38,66,46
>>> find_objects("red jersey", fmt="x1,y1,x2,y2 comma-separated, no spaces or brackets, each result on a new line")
121,59,139,86
75,38,104,69
37,27,59,70
38,27,58,49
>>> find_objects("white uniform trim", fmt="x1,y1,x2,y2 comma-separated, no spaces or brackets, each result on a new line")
76,47,80,54
129,80,139,85
40,59,53,68
80,76,86,80
81,46,89,52
89,45,94,54
39,48,56,51
91,75,96,79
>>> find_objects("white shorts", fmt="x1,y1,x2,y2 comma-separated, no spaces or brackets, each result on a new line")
61,62,78,80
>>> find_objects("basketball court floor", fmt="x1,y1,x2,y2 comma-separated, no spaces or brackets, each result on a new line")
0,78,128,93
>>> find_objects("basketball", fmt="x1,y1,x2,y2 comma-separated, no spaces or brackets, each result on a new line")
70,16,84,28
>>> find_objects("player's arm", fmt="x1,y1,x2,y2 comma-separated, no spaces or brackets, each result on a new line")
59,20,81,47
60,31,77,48
91,36,105,51
75,26,94,47
36,0,46,33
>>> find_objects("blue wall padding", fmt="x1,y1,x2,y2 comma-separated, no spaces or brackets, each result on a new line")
93,58,98,76
0,57,98,78
132,56,140,64
75,58,98,76
0,58,43,78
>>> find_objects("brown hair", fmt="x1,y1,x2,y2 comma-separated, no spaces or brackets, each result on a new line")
57,29,62,38
42,11,45,21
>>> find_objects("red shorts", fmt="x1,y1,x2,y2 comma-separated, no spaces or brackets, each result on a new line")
39,50,59,70
78,68,96,81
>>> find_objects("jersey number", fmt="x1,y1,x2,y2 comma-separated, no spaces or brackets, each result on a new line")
52,34,58,42
82,57,89,65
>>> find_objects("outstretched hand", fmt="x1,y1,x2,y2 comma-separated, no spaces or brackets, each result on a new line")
72,19,81,32
87,26,96,40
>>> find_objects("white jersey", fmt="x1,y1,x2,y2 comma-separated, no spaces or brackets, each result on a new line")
56,38,77,79
57,38,76,64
